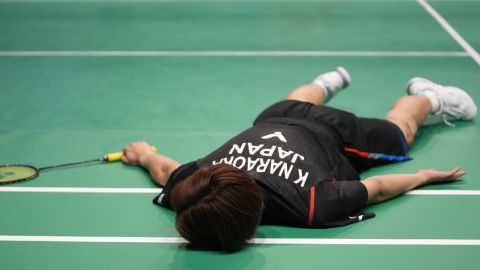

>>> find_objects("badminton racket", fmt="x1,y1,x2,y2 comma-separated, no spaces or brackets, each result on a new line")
0,146,157,185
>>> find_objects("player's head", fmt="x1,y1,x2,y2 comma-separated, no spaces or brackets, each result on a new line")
171,163,263,252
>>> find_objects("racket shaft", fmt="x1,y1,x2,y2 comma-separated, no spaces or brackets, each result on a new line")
38,158,103,171
38,146,158,171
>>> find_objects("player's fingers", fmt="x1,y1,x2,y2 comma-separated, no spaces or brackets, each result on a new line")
122,148,131,164
450,166,461,173
452,170,465,179
445,167,464,180
447,166,461,176
121,155,129,164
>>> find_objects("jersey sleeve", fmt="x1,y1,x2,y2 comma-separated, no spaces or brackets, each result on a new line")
152,161,199,209
312,180,375,227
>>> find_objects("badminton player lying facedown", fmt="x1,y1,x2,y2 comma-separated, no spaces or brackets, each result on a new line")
121,67,477,252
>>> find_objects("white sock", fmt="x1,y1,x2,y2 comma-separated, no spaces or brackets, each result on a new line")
312,68,350,103
312,79,331,101
421,90,441,113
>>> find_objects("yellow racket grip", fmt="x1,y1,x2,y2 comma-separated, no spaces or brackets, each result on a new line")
105,146,158,162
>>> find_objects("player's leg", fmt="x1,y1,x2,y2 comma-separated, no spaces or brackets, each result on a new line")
286,67,351,105
385,95,431,146
286,84,326,105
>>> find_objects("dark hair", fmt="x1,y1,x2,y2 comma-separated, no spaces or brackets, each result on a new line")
171,164,263,252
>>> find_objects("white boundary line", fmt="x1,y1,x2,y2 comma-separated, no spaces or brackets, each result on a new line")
417,0,480,65
1,187,480,195
0,235,479,246
0,0,463,3
0,0,476,3
0,51,469,57
407,190,480,195
0,235,187,244
253,238,480,246
0,187,162,193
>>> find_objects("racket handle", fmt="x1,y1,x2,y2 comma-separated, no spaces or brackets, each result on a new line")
104,146,158,162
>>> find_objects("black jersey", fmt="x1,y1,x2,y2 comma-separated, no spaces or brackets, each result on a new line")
154,116,375,228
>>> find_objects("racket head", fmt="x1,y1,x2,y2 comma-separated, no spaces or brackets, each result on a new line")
0,164,39,184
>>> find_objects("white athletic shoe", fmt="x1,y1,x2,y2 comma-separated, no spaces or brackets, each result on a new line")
407,77,477,126
313,66,352,101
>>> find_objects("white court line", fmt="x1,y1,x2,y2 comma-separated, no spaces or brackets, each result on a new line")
407,190,480,196
0,235,187,244
0,0,474,3
1,187,480,195
0,51,469,57
417,0,480,65
253,238,480,246
0,235,479,246
0,0,415,2
0,187,162,193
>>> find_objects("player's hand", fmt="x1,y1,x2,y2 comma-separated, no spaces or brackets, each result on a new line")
122,141,155,166
417,166,465,184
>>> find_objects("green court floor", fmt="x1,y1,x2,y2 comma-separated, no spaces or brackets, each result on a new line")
1,0,479,269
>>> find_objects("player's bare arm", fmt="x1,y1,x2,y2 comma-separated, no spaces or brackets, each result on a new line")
361,167,465,204
122,142,180,186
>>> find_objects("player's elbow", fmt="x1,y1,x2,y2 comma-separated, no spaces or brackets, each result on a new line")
152,161,180,186
362,177,388,204
150,170,168,186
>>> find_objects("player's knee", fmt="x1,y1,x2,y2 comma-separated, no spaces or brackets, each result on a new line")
386,115,415,146
286,84,324,104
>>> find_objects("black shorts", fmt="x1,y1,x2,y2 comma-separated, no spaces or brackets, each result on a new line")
254,100,409,172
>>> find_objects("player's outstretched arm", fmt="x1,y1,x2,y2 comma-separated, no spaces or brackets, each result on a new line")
122,141,180,186
361,167,465,205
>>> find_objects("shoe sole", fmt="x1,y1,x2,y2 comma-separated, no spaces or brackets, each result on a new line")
406,77,433,95
448,87,478,120
336,66,352,88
